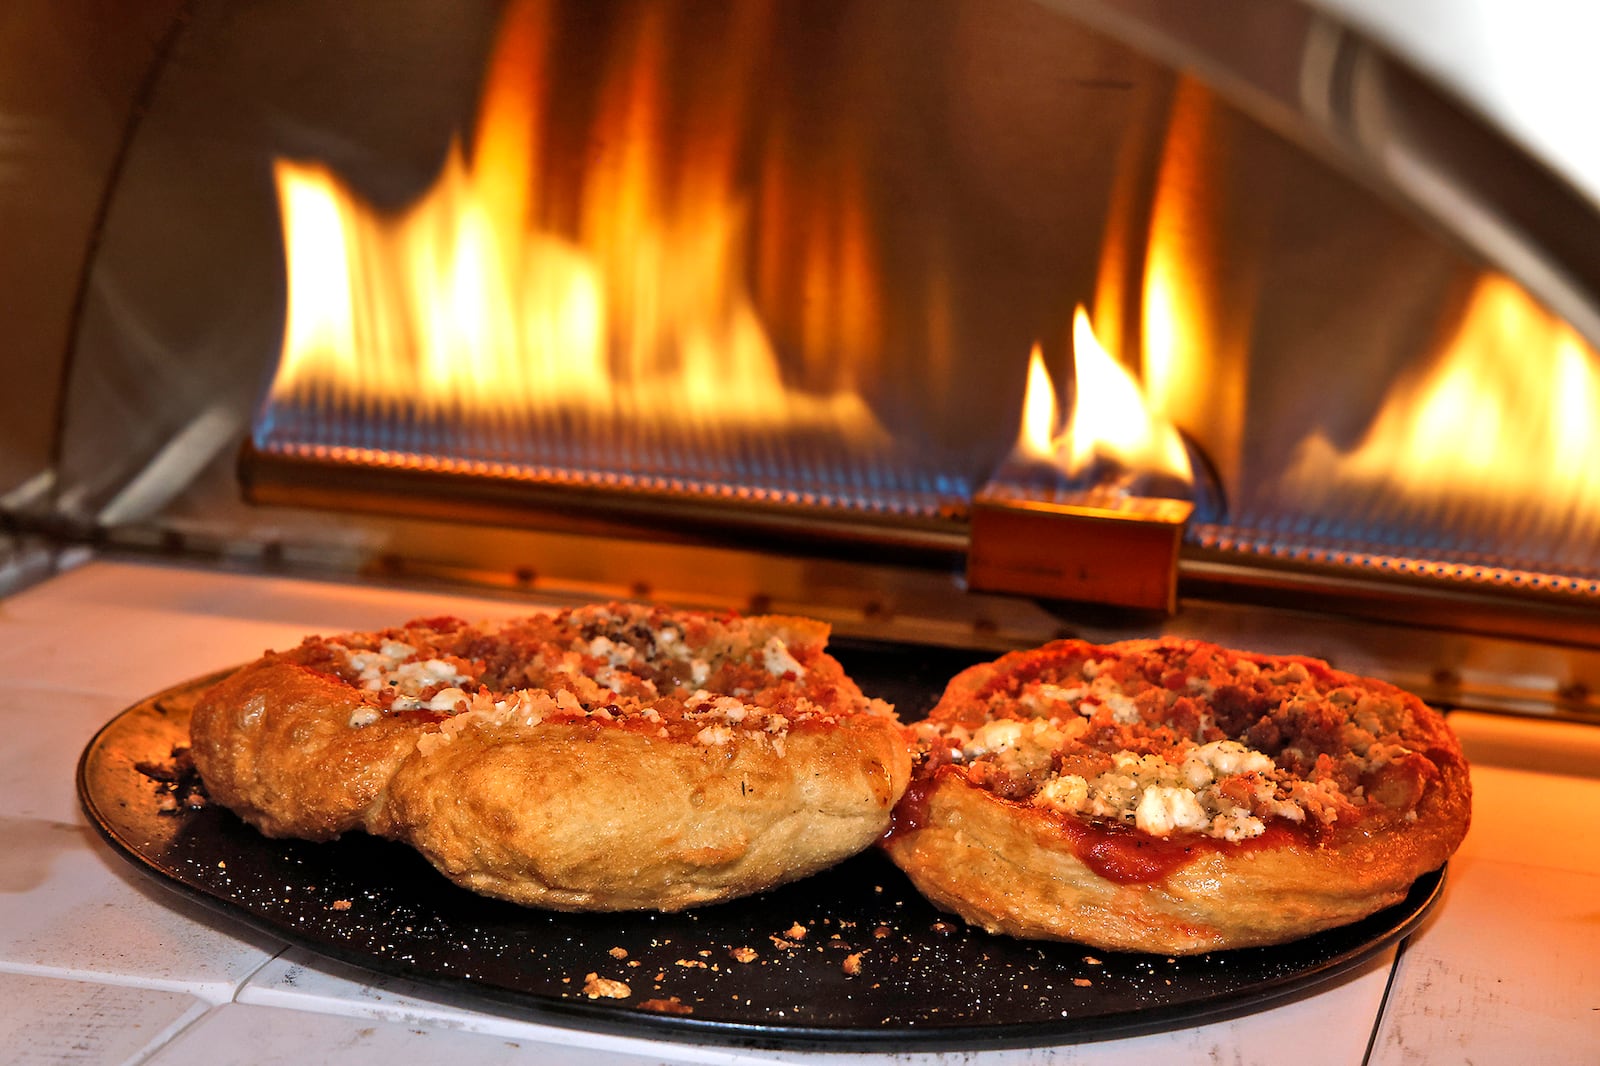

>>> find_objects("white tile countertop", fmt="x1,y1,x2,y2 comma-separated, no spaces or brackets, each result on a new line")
4,559,1596,1064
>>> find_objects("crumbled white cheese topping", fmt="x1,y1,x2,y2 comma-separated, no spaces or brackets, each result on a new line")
1024,738,1307,842
696,724,734,746
960,717,1076,768
682,689,795,746
344,641,416,687
761,636,806,678
587,635,637,667
1016,673,1143,725
416,689,562,755
417,686,471,713
337,642,473,711
1134,785,1209,836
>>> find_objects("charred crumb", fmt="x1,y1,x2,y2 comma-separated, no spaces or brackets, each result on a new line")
135,745,208,812
133,751,185,782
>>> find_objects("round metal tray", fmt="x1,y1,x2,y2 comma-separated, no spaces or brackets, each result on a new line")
78,639,1441,1051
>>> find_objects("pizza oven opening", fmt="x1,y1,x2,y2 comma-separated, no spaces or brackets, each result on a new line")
236,0,1600,618
15,0,1600,699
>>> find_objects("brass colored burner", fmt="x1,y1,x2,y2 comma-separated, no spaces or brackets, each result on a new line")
966,486,1193,612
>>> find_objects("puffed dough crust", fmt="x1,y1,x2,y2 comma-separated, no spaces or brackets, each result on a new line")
381,716,904,911
883,638,1470,954
189,605,909,911
188,658,423,840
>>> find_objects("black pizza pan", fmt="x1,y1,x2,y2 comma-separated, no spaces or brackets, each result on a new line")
77,638,1443,1051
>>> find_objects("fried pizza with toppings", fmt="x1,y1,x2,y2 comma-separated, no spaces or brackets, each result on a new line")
881,638,1470,954
189,603,909,911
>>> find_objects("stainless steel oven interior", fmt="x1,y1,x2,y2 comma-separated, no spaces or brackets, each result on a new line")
7,0,1600,741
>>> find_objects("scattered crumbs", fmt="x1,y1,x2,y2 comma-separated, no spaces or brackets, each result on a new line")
730,946,758,964
842,952,865,977
217,861,226,869
929,921,957,935
561,977,571,984
676,959,708,969
331,899,352,911
654,971,666,982
640,997,693,1015
608,947,628,960
873,926,891,939
582,973,631,1000
697,949,713,958
769,936,795,950
1073,978,1093,988
785,923,808,940
1084,956,1103,966
839,920,856,928
626,960,641,968
873,885,883,893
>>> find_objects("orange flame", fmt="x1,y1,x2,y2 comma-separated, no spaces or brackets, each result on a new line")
1013,343,1060,464
1011,307,1193,487
1280,274,1600,550
268,0,883,442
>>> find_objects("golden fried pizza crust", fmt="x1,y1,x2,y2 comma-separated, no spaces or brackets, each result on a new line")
190,604,909,911
881,638,1470,954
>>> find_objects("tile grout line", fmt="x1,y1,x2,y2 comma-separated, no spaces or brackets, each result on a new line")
125,944,298,1064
